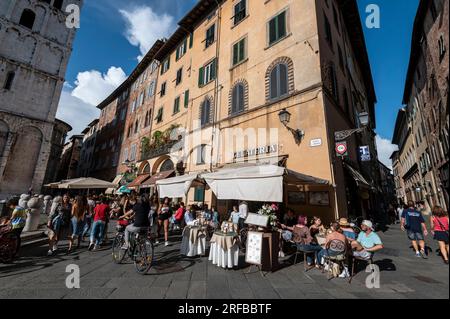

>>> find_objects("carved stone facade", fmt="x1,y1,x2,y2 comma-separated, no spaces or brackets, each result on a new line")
0,0,81,198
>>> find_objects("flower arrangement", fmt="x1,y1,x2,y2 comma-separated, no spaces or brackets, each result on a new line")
257,203,279,230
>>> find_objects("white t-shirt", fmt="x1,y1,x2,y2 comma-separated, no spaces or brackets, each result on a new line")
239,202,248,219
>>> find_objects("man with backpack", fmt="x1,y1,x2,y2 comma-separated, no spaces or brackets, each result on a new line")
401,200,428,259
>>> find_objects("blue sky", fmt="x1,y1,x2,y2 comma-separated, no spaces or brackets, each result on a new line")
57,0,419,168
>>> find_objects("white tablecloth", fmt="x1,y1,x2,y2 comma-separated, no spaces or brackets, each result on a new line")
208,242,239,269
180,227,207,257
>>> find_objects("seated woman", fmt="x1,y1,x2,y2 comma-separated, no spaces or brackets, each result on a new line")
184,206,196,226
281,215,322,266
338,218,356,241
310,216,327,246
317,222,348,266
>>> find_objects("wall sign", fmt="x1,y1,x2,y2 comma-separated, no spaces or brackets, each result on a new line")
310,139,322,147
359,146,371,162
245,231,263,266
245,213,269,228
335,142,348,157
234,144,278,160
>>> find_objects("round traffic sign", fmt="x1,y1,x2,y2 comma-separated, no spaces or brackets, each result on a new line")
335,143,347,155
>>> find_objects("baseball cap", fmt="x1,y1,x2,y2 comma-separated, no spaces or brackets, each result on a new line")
361,220,374,230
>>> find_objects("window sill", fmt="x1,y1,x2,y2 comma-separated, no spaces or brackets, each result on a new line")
231,15,249,29
199,79,215,88
229,58,249,71
264,33,292,50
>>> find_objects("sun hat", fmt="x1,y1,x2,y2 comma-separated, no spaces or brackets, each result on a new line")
338,218,350,227
361,220,374,230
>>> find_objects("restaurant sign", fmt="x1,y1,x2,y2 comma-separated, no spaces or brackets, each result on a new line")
234,144,278,160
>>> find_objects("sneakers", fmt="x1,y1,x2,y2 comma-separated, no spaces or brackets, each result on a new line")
444,260,449,265
47,250,54,257
165,241,170,247
52,244,58,252
420,250,428,259
415,251,421,258
88,243,94,251
155,240,160,245
93,245,99,251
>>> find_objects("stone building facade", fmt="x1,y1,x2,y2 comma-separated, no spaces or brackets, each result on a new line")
56,134,82,181
43,118,71,185
393,0,449,210
77,119,98,178
0,0,82,198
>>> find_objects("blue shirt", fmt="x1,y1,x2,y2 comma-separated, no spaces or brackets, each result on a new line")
357,231,382,249
230,211,240,224
402,208,425,233
184,211,194,224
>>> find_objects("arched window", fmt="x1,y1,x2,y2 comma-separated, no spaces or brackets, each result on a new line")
142,163,150,174
53,0,64,10
269,63,288,100
19,9,36,29
160,159,174,172
200,97,212,127
231,84,245,115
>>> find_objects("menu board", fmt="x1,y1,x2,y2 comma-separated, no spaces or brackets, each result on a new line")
245,213,269,227
245,231,263,265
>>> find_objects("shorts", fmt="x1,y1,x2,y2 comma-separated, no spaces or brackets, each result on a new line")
407,230,424,241
434,231,449,244
158,212,170,221
352,250,373,260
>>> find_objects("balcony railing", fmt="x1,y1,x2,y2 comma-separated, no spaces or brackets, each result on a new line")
140,140,178,161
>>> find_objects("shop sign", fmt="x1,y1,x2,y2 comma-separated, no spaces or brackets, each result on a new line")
245,231,263,266
310,138,322,147
234,144,278,160
335,142,348,157
359,146,371,162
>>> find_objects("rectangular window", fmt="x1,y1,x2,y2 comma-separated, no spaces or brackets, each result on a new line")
184,90,190,108
148,81,155,97
176,38,187,60
176,68,183,85
123,148,129,162
4,72,15,90
173,96,180,114
194,186,205,201
160,82,167,97
232,37,247,66
130,144,137,161
233,0,246,25
198,59,217,87
205,24,216,48
197,145,206,165
268,10,287,46
156,107,163,123
189,33,194,48
161,56,170,74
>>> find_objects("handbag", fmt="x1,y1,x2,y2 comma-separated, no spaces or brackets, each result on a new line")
434,217,449,236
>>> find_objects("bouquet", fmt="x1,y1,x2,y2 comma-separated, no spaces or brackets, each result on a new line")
257,204,279,230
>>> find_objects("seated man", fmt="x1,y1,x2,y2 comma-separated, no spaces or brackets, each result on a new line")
184,206,195,226
351,220,383,260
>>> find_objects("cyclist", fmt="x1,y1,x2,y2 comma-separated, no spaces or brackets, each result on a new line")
122,194,150,249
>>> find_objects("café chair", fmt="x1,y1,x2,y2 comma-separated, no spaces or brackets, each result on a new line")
321,239,347,280
292,244,317,272
349,254,374,284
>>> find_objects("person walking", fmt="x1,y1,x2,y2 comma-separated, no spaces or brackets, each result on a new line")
47,194,72,255
6,197,27,252
238,201,248,230
149,195,159,236
431,206,449,264
157,197,171,246
401,200,428,259
82,195,95,242
89,197,109,251
69,195,87,252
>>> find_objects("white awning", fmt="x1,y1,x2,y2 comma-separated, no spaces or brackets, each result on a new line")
156,173,200,198
58,178,118,189
200,165,285,202
106,175,123,194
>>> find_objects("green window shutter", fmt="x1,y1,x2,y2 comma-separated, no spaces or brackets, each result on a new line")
239,39,245,62
269,17,277,44
278,11,287,39
184,90,190,108
211,59,217,80
183,38,188,54
189,33,194,48
176,48,180,60
167,55,170,70
198,66,204,87
233,42,239,65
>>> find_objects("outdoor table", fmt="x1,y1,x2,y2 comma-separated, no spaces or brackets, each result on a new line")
208,231,240,269
180,225,207,257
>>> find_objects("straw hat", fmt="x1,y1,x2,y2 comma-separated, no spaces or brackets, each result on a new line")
338,217,350,227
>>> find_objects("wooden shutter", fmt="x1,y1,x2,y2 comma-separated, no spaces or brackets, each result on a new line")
184,90,190,108
198,66,204,86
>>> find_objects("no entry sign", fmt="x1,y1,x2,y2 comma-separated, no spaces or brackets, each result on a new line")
335,142,348,157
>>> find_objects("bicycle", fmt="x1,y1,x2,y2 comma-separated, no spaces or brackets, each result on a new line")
112,224,155,274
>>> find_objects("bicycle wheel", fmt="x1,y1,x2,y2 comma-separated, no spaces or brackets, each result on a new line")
111,233,127,264
0,233,18,263
134,239,154,274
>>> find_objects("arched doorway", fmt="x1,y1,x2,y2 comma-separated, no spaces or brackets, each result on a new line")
0,126,42,194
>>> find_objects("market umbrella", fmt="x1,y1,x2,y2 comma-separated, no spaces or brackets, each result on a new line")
116,185,132,194
57,177,118,189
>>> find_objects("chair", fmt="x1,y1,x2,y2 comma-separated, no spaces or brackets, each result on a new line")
321,239,347,280
349,254,374,284
292,243,317,272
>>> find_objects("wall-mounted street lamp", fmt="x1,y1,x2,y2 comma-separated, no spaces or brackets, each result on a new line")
334,112,370,141
278,108,305,145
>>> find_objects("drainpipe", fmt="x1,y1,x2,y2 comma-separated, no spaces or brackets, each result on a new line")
210,0,222,173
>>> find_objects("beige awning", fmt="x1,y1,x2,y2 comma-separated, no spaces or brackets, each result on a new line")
58,178,118,189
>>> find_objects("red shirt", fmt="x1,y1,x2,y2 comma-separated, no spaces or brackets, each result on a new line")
175,207,185,221
94,204,109,222
433,216,449,232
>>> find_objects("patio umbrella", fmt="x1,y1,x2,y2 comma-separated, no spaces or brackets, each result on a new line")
57,178,118,189
116,185,132,194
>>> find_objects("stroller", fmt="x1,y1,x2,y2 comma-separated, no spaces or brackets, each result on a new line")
0,221,19,263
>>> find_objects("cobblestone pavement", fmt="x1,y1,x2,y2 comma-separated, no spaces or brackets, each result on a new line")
0,224,448,299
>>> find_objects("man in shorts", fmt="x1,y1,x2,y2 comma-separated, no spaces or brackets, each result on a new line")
401,200,428,258
351,220,384,260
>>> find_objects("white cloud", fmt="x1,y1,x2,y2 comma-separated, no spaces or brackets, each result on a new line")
119,5,175,60
56,89,100,135
71,66,126,106
376,135,399,170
